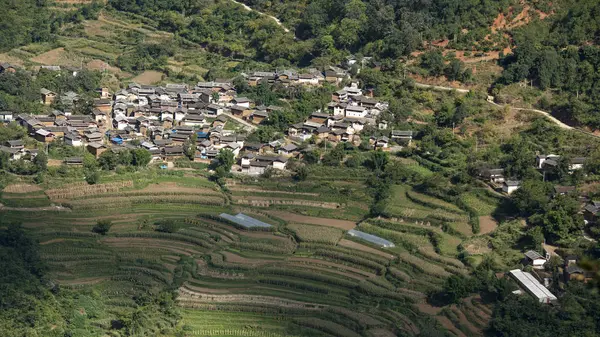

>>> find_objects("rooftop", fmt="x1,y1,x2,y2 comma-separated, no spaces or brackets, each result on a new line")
220,213,273,229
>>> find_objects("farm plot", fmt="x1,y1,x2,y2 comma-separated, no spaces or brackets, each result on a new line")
459,190,501,216
14,171,468,337
287,224,343,244
267,211,356,230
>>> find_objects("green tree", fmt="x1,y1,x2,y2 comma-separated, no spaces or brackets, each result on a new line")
132,149,151,166
293,165,309,181
511,179,552,216
92,220,112,235
155,219,178,233
32,151,47,172
98,150,118,170
368,150,389,172
214,149,234,172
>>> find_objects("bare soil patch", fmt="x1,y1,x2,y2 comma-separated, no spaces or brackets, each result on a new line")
267,211,356,230
131,70,163,85
338,239,394,259
30,48,70,65
3,184,42,193
479,216,498,234
463,237,491,255
416,303,443,315
86,59,121,74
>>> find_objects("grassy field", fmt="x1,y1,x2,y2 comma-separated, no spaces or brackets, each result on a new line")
0,166,495,336
0,9,253,89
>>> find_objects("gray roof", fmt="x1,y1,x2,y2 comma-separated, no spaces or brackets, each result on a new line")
280,144,298,152
220,213,273,229
347,229,395,248
524,250,545,261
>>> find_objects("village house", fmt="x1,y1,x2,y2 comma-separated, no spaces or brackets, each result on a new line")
503,180,521,194
87,142,107,158
163,146,185,160
0,111,13,123
0,62,17,74
230,105,252,119
478,168,505,184
250,110,269,125
553,185,576,197
64,133,83,147
391,130,413,145
584,201,600,224
0,146,23,160
278,143,298,156
34,129,54,143
231,97,252,108
40,88,56,105
308,112,329,124
375,136,389,149
345,105,367,119
5,140,24,150
332,90,348,102
523,250,547,269
64,157,83,166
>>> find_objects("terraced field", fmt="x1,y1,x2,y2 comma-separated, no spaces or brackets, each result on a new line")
1,171,494,336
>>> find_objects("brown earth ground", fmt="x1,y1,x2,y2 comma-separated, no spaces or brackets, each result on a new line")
3,184,43,193
131,70,163,85
479,216,498,234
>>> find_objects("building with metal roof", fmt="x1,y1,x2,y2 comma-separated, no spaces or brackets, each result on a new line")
347,229,395,248
509,269,557,304
220,213,273,229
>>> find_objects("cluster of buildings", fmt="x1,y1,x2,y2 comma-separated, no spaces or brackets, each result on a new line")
0,139,38,161
477,153,589,195
509,249,593,304
286,83,411,148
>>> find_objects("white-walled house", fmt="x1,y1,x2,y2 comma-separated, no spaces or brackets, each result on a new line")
503,180,521,194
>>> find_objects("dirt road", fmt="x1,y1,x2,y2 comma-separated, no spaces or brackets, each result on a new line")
229,0,291,33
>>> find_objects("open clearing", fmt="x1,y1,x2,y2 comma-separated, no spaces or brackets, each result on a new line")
268,211,356,230
131,70,163,85
479,216,498,234
3,184,43,193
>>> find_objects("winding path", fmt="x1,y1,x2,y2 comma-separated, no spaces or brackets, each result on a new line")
229,0,291,33
413,81,600,138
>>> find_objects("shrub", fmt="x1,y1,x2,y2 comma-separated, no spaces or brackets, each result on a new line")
92,220,112,235
154,219,179,233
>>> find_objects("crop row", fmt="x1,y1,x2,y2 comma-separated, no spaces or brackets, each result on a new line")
257,267,357,289
111,232,215,249
45,181,133,199
397,252,451,278
313,249,385,274
232,242,295,255
292,317,362,337
358,223,431,251
287,224,342,244
65,195,225,210
299,242,390,265
406,190,465,214
185,219,241,240
256,277,333,294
